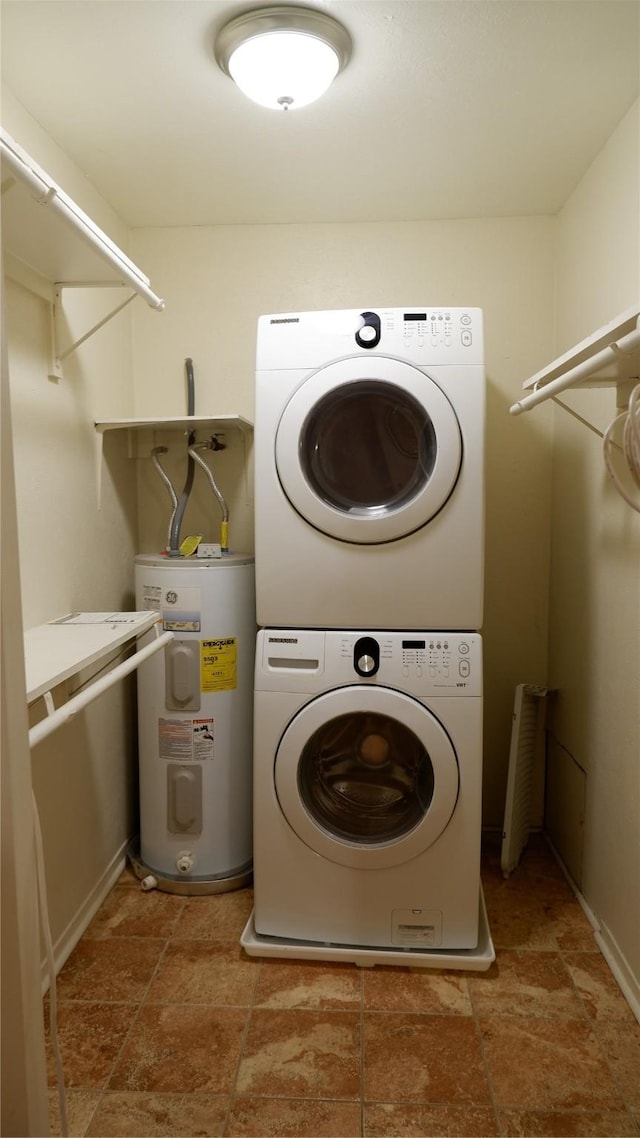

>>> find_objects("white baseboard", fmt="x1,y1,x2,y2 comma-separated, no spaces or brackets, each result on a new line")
546,834,640,1025
40,839,128,994
594,920,640,1026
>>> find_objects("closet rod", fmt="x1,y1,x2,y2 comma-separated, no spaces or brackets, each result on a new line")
510,318,640,416
28,630,174,749
1,132,165,311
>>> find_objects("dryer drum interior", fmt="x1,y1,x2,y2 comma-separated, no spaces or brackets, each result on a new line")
298,710,436,843
300,380,438,513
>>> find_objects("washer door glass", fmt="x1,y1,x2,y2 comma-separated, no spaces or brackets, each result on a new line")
298,710,434,842
275,357,462,544
274,686,460,869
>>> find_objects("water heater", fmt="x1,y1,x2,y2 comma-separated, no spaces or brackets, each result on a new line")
134,553,255,892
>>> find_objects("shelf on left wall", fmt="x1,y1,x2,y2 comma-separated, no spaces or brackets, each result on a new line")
1,127,164,378
24,611,159,704
25,612,175,751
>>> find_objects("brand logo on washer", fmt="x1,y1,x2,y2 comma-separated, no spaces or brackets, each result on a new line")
268,636,298,643
270,317,299,325
165,590,178,604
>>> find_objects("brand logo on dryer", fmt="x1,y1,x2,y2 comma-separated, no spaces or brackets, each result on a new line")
268,636,299,643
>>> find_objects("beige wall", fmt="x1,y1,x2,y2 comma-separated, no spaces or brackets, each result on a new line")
2,88,141,970
131,217,556,826
549,98,640,1000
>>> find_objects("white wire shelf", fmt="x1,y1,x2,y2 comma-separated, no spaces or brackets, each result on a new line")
25,612,174,750
24,611,159,704
95,415,253,434
510,306,640,416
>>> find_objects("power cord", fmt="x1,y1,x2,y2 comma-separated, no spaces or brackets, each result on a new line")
33,790,69,1137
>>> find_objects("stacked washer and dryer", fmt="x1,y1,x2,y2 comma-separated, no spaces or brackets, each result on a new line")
242,307,494,968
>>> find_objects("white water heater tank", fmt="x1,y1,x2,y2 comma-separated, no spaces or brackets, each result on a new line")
134,554,255,891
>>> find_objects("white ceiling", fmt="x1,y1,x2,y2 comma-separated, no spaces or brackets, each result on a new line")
1,0,638,228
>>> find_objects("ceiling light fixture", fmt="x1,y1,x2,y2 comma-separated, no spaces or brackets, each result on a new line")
215,5,351,111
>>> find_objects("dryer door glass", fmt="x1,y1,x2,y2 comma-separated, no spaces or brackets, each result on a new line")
275,356,463,544
300,382,436,513
298,711,434,842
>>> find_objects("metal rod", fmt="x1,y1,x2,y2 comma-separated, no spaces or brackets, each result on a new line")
1,133,165,310
28,631,174,749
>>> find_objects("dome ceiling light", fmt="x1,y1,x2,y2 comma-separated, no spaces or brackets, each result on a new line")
215,5,352,111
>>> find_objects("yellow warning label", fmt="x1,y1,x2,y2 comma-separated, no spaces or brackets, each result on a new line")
201,637,237,692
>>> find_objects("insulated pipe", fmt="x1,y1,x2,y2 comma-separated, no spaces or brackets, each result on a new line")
28,631,174,749
168,358,197,555
188,444,230,551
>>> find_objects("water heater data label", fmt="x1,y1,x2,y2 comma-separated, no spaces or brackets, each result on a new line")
158,717,214,761
161,585,201,632
140,584,162,612
201,637,237,692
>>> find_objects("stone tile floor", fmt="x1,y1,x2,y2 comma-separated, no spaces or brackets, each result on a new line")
46,834,640,1137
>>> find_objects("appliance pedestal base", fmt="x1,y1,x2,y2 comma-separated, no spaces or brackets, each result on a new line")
241,884,494,971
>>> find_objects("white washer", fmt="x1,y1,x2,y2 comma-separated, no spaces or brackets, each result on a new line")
252,628,483,951
255,307,485,631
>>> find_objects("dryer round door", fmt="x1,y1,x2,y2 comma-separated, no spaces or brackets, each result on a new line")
274,685,460,869
275,356,462,543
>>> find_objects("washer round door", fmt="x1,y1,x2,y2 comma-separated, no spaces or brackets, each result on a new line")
275,356,462,544
274,685,460,869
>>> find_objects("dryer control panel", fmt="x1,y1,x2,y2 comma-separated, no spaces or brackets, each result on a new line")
256,306,484,368
258,629,482,698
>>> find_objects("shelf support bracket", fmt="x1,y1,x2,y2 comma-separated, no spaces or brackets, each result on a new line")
50,285,137,380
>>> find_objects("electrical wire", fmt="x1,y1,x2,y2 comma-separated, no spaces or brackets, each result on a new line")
603,381,640,511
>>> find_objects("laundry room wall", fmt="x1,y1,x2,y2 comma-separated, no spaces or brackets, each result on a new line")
2,87,143,970
130,217,557,827
547,98,640,1002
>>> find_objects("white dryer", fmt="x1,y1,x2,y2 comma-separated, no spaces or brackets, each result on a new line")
251,628,483,951
254,307,485,631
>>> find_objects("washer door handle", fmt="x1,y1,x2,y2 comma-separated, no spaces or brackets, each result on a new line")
354,636,379,676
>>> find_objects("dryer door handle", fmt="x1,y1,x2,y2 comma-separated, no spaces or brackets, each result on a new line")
355,311,381,349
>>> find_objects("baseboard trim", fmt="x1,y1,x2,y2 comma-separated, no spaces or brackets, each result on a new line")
40,840,128,994
545,834,640,1025
594,921,640,1026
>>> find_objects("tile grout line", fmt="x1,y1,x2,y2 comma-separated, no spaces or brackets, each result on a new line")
47,889,190,1134
466,968,506,1138
358,965,365,1138
221,953,262,1136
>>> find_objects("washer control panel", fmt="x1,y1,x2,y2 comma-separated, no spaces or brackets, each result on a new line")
258,630,482,697
340,632,481,695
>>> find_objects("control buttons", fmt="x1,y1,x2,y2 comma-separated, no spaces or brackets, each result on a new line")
459,660,471,678
355,311,381,350
460,314,472,325
461,330,472,347
458,642,470,655
354,636,380,677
